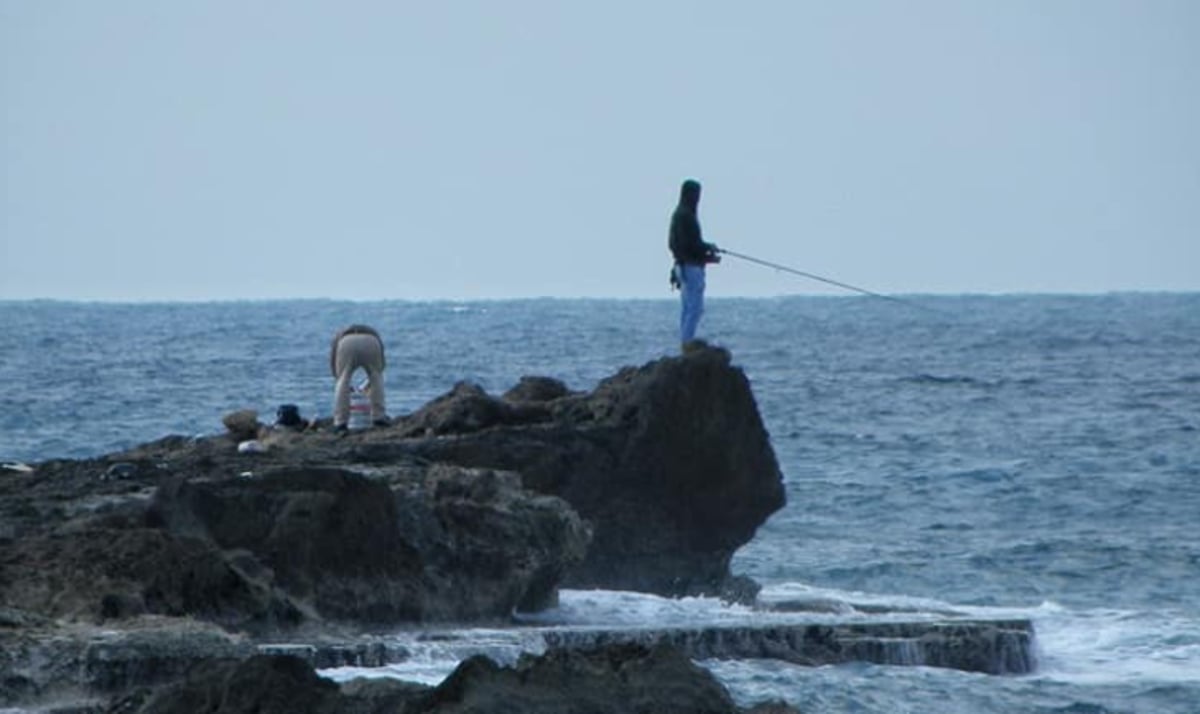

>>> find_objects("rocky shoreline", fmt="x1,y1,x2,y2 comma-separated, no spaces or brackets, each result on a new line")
1,344,1033,712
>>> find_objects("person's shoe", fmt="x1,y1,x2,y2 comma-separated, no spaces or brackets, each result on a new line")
333,423,349,434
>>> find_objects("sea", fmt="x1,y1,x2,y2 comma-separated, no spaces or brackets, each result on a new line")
1,293,1197,714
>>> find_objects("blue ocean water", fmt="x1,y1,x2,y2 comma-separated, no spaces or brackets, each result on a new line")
1,294,1198,713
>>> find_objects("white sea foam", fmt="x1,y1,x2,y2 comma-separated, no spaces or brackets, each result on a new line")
1030,606,1200,685
322,627,545,686
513,588,758,627
321,584,1077,688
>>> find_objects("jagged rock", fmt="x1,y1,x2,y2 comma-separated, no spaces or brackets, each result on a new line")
410,643,750,714
402,343,786,599
1,524,304,629
396,381,551,437
0,460,587,633
149,466,425,625
502,376,572,403
391,464,591,615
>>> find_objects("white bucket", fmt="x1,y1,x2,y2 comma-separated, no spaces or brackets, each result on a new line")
348,389,371,430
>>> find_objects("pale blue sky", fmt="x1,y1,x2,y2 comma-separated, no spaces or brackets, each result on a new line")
2,1,1197,300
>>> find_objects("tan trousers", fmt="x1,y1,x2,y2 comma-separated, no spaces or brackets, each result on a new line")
332,333,386,426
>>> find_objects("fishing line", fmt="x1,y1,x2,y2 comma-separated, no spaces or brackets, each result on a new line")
717,248,948,316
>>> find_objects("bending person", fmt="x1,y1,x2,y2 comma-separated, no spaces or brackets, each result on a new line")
329,324,388,432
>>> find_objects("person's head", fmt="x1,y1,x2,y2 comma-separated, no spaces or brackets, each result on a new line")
679,179,701,209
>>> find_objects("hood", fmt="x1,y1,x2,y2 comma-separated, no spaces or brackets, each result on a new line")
678,179,701,211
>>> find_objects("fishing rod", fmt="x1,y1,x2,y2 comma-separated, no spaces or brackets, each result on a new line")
717,247,947,316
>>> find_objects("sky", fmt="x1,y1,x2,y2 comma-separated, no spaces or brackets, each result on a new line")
2,1,1197,301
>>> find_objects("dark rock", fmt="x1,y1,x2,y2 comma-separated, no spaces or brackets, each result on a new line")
106,654,343,714
502,376,572,403
0,525,303,628
407,643,749,714
144,464,589,626
150,467,425,625
396,381,550,437
1,455,587,633
390,465,591,617
405,343,786,599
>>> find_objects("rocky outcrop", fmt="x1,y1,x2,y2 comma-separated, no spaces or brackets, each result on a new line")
1,346,778,625
396,343,786,599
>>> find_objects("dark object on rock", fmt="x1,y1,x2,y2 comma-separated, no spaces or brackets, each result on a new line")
275,404,307,429
221,409,261,441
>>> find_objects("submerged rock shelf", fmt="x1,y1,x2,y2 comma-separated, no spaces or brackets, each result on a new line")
542,619,1036,675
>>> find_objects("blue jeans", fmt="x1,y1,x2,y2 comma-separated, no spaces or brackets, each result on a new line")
677,264,706,342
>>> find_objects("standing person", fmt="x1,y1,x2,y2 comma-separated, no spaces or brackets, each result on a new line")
668,179,720,346
330,324,388,432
